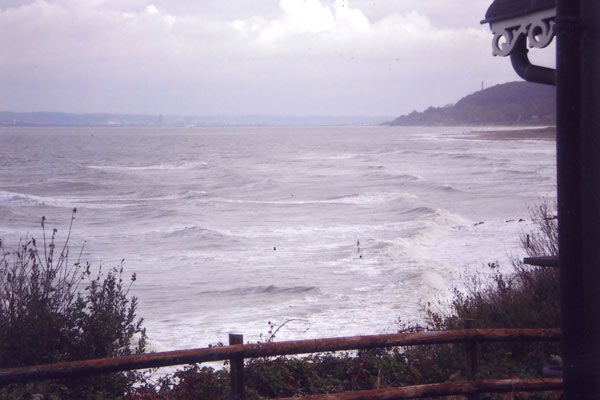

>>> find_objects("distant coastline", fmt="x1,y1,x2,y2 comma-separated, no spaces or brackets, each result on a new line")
388,81,556,127
0,112,391,128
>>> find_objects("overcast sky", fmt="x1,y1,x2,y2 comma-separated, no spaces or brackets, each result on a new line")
0,0,555,116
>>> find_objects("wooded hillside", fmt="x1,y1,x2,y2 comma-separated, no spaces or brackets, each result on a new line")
388,81,555,126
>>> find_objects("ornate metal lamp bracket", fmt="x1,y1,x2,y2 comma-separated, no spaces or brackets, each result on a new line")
490,8,556,56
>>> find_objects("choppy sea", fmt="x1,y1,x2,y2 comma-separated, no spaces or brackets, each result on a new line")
0,126,556,351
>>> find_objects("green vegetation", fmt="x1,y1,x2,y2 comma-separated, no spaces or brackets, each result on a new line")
388,81,555,126
0,210,147,400
0,201,560,399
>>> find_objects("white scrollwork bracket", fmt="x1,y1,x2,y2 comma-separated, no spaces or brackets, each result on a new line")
490,8,556,57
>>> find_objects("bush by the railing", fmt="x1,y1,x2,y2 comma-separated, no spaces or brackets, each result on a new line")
0,210,147,400
128,350,418,400
407,198,561,399
423,198,560,380
429,199,559,330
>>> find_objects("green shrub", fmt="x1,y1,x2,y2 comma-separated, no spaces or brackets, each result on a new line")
0,210,147,400
413,198,561,398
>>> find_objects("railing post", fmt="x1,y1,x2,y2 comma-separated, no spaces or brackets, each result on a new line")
464,319,479,400
229,333,245,400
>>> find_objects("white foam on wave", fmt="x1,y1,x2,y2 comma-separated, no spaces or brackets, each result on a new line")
207,191,416,206
0,188,208,210
150,225,233,242
370,208,472,278
196,285,319,297
140,190,208,202
87,160,208,172
294,153,358,161
0,190,124,209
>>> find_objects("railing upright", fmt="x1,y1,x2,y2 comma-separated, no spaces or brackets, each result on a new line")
464,319,479,400
229,333,245,400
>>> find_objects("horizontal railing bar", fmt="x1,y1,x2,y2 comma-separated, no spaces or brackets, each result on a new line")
0,328,560,385
277,378,563,400
523,255,559,268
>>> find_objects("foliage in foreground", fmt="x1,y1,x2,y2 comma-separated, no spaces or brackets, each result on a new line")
0,211,147,400
129,200,561,400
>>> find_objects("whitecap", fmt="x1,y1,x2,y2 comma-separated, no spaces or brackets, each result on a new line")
87,161,208,172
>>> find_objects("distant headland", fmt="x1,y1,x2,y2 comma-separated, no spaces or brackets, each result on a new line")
387,81,555,126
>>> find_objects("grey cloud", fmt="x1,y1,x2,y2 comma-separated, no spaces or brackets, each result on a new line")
0,0,531,115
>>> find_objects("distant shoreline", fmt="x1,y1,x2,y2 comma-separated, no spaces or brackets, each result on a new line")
468,126,556,141
0,112,393,128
